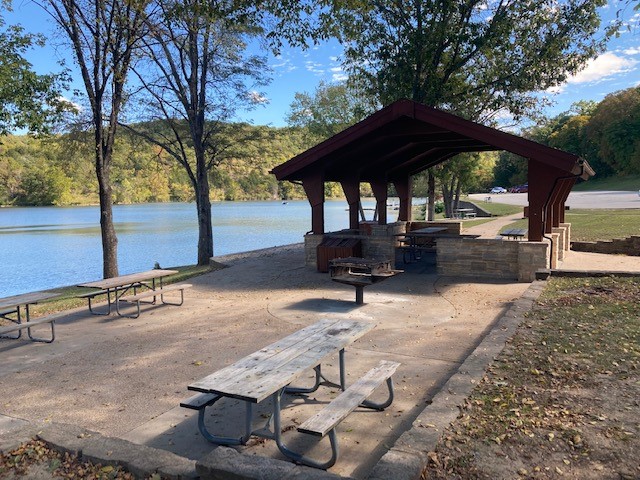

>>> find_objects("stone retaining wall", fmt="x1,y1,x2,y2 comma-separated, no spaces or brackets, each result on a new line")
571,236,640,256
437,238,549,282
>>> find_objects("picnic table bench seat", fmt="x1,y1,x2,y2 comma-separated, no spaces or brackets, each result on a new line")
116,283,192,318
180,392,221,411
293,360,400,469
0,311,66,343
298,360,400,437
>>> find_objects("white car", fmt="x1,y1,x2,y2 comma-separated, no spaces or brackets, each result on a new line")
490,186,507,194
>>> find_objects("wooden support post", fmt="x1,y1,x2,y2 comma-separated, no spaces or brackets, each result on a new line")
369,178,388,225
557,178,575,224
527,161,567,242
392,177,412,222
303,176,325,234
341,180,361,230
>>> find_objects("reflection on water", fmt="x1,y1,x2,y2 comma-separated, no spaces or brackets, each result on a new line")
0,199,412,296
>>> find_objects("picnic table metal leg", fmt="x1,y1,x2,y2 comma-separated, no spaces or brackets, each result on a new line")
355,285,364,304
286,349,346,394
0,307,22,340
272,388,339,470
27,322,56,343
86,289,113,316
196,398,253,445
360,377,395,410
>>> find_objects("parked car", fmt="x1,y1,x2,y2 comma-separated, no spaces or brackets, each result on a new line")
490,186,507,194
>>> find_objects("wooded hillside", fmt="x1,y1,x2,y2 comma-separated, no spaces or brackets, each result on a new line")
1,86,638,207
0,124,310,206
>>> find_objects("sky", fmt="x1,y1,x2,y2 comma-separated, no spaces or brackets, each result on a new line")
4,1,640,129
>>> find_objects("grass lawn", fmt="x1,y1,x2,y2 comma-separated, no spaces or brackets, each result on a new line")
498,209,640,242
424,276,640,479
572,174,640,192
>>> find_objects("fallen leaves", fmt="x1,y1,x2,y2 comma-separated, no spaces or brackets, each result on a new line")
422,276,640,479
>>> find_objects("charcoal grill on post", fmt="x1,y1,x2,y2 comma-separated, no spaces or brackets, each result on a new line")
328,257,403,305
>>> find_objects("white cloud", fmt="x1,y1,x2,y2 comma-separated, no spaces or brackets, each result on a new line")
247,91,269,104
566,52,637,85
305,61,325,75
623,47,640,55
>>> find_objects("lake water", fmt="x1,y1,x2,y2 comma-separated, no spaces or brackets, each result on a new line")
0,199,405,297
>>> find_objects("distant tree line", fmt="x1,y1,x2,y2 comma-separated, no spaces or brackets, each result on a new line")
494,86,640,187
2,85,638,208
0,123,310,206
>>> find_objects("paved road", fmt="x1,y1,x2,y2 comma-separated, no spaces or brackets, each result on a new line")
469,190,640,209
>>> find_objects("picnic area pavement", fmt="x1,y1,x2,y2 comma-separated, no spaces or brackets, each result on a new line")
1,228,638,478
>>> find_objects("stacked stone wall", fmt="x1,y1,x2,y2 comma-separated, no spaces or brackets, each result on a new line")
571,236,640,256
437,238,548,282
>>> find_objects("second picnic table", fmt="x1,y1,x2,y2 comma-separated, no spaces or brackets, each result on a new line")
0,291,61,342
397,227,447,263
182,318,400,469
77,269,180,317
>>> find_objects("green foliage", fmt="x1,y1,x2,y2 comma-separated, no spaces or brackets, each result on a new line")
572,174,640,192
322,0,613,121
0,11,70,135
586,87,640,175
0,123,312,206
286,81,371,143
493,151,528,188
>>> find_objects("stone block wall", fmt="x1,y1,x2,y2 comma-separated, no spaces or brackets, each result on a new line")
571,236,640,256
437,238,548,282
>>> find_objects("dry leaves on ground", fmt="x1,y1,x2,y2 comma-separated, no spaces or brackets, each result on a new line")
423,276,639,479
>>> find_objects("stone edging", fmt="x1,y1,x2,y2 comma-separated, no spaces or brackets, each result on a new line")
367,280,546,480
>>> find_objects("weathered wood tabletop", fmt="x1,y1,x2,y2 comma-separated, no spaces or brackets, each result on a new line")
188,318,375,403
78,269,178,289
0,291,60,311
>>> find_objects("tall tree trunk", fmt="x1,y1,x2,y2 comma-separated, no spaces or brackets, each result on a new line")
96,123,119,278
98,176,118,278
195,150,213,265
453,177,462,212
427,170,436,221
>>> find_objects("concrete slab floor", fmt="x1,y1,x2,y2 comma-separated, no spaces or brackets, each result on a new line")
1,245,530,478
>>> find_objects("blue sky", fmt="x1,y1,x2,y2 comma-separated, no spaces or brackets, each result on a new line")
5,1,640,129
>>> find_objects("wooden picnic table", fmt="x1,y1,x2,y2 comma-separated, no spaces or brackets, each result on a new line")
184,318,397,469
0,291,60,342
500,228,528,240
0,291,60,323
78,269,178,316
454,208,476,218
397,227,448,263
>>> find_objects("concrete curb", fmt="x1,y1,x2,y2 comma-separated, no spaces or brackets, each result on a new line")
0,280,545,480
367,280,546,480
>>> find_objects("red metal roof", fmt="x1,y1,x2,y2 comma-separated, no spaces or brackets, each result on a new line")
271,99,594,182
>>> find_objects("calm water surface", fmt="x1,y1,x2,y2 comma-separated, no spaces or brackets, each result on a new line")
0,199,396,297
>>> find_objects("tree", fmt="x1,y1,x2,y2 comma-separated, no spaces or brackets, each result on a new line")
0,4,69,135
41,0,149,278
286,80,370,143
293,0,615,216
587,87,640,175
122,0,269,265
